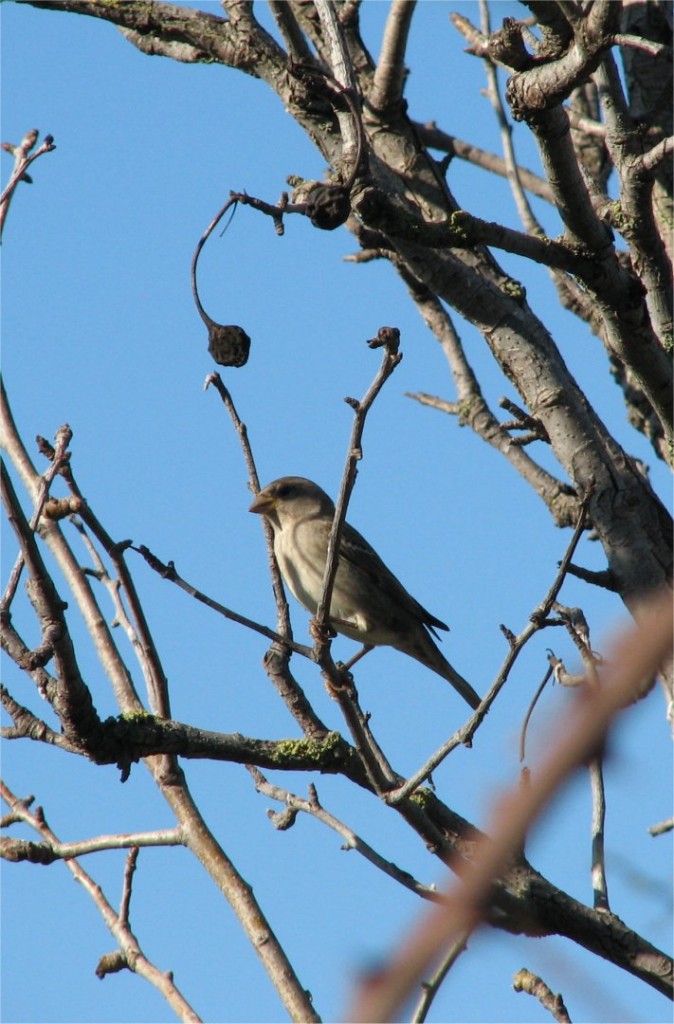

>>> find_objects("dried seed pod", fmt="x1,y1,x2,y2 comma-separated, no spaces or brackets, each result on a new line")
191,196,252,368
207,323,251,368
305,183,351,230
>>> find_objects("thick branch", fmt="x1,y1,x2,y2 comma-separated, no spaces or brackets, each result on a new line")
1,462,102,745
594,55,673,351
350,590,674,1020
21,0,286,79
392,264,578,526
1,381,146,714
504,3,620,116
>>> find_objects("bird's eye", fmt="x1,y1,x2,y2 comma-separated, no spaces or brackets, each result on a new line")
276,484,292,499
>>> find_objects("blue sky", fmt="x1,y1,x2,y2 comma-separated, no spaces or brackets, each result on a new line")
2,3,672,1023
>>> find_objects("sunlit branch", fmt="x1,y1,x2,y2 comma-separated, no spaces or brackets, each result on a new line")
388,499,589,803
134,543,313,660
349,590,674,1021
513,968,572,1023
1,826,184,864
414,122,554,204
1,782,202,1021
0,129,56,239
248,767,439,900
370,0,417,112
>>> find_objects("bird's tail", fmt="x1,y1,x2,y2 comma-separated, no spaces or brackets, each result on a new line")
438,657,481,709
399,633,481,709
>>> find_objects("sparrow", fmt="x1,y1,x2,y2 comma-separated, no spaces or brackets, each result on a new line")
249,476,480,708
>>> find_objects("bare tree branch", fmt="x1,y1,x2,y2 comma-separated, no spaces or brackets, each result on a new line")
513,968,572,1024
648,818,674,837
388,498,589,803
1,460,103,745
0,826,183,864
349,588,674,1021
411,934,469,1024
1,685,79,751
370,0,417,113
0,128,56,238
249,768,439,901
1,783,202,1022
4,6,672,1019
314,327,402,657
393,272,578,527
414,122,555,204
134,542,313,660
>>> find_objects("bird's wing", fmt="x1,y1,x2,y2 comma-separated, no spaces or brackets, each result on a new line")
337,520,449,635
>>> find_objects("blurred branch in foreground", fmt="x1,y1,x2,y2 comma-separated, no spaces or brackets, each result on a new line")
348,587,674,1022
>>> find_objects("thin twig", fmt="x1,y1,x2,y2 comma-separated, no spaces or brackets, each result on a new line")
268,0,315,62
519,664,555,763
648,818,674,837
314,327,402,645
1,783,201,1022
348,589,673,1022
478,0,540,235
589,755,610,911
0,129,56,239
1,423,72,615
133,543,312,660
191,195,239,331
513,968,572,1023
325,674,398,793
555,602,610,912
205,372,291,634
411,933,469,1023
388,499,590,803
414,122,555,204
637,135,674,175
370,0,417,112
565,563,618,590
0,685,80,751
205,370,311,652
229,190,305,233
119,847,140,926
63,468,172,719
565,107,607,138
248,768,440,901
405,392,458,415
556,0,584,30
609,32,672,59
0,827,183,864
394,271,578,528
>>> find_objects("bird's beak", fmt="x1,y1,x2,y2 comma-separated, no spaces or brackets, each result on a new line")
249,491,274,515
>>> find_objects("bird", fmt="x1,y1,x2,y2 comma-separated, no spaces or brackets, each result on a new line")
249,476,481,709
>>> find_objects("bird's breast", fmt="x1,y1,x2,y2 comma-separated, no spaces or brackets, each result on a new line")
273,518,326,614
273,518,402,645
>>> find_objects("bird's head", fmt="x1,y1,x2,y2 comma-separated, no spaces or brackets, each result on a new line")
249,476,334,528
